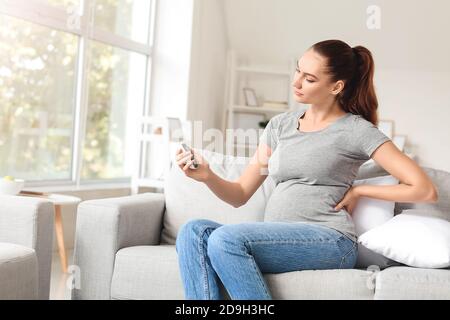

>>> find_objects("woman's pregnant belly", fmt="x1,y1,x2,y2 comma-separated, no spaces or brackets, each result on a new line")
264,180,350,224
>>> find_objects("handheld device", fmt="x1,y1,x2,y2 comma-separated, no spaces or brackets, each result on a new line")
180,143,199,169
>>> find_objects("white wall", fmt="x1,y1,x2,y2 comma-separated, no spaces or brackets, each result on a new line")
187,0,228,146
218,0,450,172
375,69,450,171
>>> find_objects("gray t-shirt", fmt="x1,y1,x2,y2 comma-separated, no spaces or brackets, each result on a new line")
259,108,391,242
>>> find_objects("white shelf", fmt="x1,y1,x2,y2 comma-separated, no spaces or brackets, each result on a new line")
235,66,291,77
222,50,296,150
231,105,289,114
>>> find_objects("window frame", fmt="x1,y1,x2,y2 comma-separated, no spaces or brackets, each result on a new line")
0,0,156,188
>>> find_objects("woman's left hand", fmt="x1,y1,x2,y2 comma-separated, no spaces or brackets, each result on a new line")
334,186,361,215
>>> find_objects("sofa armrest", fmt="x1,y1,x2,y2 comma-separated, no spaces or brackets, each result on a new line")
0,196,54,300
72,192,165,300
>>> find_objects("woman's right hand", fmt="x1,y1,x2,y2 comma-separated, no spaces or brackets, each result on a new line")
175,147,211,183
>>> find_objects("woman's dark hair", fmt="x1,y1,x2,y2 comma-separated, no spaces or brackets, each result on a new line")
311,39,378,125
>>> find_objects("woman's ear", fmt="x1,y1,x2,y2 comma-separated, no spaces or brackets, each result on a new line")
331,80,345,96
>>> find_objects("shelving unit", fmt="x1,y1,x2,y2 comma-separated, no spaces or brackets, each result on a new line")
222,50,297,156
131,116,191,194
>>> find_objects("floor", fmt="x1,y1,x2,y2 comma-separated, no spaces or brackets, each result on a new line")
50,249,73,300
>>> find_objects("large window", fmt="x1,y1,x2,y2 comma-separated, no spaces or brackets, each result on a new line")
93,0,152,43
0,0,154,185
83,41,146,180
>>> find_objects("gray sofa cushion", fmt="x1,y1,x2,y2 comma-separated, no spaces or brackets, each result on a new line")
111,245,185,300
161,150,276,245
394,167,450,219
0,242,38,300
111,245,230,300
111,244,375,300
374,266,450,300
265,269,375,300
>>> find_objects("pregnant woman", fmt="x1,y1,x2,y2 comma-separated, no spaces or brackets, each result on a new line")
175,39,438,300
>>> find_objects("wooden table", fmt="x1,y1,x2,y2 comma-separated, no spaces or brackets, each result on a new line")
19,192,81,273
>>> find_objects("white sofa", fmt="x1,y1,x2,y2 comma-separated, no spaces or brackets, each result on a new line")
0,196,54,300
72,150,450,300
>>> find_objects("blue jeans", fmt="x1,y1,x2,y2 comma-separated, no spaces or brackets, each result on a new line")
175,219,358,300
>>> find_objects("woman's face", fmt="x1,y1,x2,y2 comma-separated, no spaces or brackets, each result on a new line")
292,49,342,105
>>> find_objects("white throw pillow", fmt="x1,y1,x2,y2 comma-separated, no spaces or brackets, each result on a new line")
352,175,399,236
352,175,399,269
358,210,450,268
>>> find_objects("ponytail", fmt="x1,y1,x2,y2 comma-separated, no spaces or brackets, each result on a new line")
311,40,379,125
